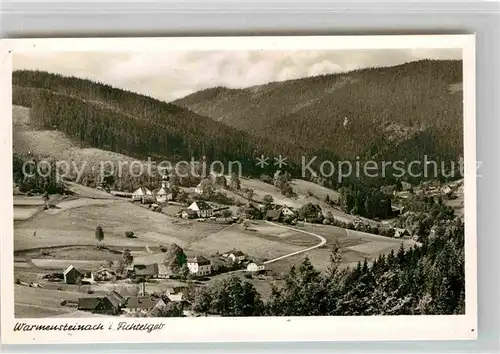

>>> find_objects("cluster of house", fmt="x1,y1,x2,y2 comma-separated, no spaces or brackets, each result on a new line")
127,255,214,279
63,265,116,285
420,182,463,198
393,180,464,201
61,262,201,316
351,217,419,241
62,253,215,287
193,174,239,195
132,175,173,204
76,285,189,316
177,200,214,219
221,250,265,273
393,227,413,239
243,202,297,222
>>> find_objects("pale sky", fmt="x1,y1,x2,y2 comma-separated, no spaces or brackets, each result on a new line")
14,48,461,102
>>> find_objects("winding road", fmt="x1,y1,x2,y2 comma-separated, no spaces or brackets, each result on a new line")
262,221,327,265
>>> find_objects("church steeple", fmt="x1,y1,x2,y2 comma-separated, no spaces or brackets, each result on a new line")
162,174,170,190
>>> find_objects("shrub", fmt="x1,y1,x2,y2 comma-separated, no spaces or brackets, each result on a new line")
125,231,136,238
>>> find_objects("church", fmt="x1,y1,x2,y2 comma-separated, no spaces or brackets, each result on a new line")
153,174,173,204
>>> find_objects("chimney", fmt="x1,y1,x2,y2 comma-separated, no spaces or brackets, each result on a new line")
141,281,146,296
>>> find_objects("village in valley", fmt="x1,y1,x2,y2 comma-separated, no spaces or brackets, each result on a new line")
11,56,466,318
13,163,464,318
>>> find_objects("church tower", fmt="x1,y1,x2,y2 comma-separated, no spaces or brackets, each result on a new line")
162,174,170,190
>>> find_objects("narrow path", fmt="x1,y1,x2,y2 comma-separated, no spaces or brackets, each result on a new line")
263,221,327,264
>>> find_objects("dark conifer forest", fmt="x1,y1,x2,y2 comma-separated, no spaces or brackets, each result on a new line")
12,59,467,317
13,59,463,186
193,205,465,316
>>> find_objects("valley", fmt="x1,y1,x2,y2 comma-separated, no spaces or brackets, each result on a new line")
10,60,465,318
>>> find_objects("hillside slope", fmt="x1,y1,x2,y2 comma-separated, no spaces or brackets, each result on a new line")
175,60,463,166
13,105,148,187
12,71,305,177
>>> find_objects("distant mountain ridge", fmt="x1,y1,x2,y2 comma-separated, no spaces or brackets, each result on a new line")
12,61,464,186
175,60,464,163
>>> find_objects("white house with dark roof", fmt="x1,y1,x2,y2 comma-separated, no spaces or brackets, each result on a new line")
281,205,296,217
187,201,214,218
154,186,172,204
247,262,265,272
394,228,411,239
228,250,246,262
187,255,212,276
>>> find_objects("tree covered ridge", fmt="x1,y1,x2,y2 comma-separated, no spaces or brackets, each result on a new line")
12,71,307,175
176,59,463,160
193,216,465,317
13,62,464,185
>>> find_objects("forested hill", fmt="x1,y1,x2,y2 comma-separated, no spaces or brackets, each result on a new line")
13,61,464,185
175,60,464,163
12,70,307,176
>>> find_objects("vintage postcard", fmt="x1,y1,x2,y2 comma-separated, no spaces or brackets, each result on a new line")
0,35,476,344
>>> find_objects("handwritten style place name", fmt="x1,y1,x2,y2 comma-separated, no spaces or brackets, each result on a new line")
14,322,105,332
13,321,166,333
115,321,165,333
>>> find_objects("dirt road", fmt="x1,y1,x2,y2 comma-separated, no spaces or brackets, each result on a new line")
263,221,327,264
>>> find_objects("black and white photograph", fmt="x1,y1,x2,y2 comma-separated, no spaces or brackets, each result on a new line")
0,35,477,343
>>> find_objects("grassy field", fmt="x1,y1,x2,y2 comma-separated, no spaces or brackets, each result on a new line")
14,198,229,251
12,103,418,317
239,178,379,227
14,285,80,318
262,223,416,275
14,205,44,221
290,179,340,202
188,223,312,261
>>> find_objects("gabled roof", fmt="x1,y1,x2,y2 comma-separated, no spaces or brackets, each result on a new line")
189,255,211,265
106,291,126,307
188,201,213,211
230,250,245,257
63,265,82,276
394,228,411,237
154,186,168,195
78,297,101,310
133,187,152,195
126,296,163,310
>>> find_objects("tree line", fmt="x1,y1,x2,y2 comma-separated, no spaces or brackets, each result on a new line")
191,215,464,316
13,67,463,189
